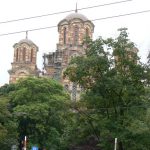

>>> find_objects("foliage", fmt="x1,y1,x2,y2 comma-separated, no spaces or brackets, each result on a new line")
145,51,150,86
9,77,71,150
0,83,15,96
0,95,18,150
64,28,150,150
0,28,149,150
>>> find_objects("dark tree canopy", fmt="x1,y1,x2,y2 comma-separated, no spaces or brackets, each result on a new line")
8,77,71,149
0,28,150,150
0,95,18,150
64,28,150,150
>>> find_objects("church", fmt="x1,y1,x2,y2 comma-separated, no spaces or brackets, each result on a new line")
8,9,138,101
8,10,94,100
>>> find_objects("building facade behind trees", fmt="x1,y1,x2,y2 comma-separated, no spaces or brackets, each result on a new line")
43,11,94,100
8,11,138,100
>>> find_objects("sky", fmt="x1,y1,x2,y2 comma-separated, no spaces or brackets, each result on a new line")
0,0,150,86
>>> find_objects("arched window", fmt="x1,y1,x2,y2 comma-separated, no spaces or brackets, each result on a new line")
16,48,19,62
23,47,26,61
74,25,79,45
86,28,89,38
31,49,33,62
64,84,69,91
63,27,67,44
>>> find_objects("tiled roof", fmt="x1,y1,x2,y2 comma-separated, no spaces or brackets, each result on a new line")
64,12,88,21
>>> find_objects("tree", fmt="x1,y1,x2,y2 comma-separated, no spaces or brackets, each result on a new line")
0,95,18,150
10,77,71,149
64,28,150,150
145,51,150,86
147,51,150,65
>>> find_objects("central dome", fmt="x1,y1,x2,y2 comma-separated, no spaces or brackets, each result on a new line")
64,12,88,21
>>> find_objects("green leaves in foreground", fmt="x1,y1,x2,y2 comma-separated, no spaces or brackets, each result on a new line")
64,28,150,150
10,77,71,149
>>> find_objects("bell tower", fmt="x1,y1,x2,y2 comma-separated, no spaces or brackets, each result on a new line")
8,34,39,83
57,11,94,49
43,11,94,100
43,11,94,78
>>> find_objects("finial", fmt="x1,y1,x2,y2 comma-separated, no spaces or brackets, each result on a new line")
75,2,78,13
26,31,28,39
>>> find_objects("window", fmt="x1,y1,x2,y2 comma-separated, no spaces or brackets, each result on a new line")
86,28,89,38
63,27,67,44
31,49,33,62
64,84,69,91
23,47,26,61
74,26,79,45
16,48,19,62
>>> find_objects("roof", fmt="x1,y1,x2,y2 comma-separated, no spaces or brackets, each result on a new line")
64,12,88,21
13,38,38,50
18,39,36,45
58,12,94,29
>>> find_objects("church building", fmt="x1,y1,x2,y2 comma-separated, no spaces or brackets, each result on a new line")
8,9,138,101
43,10,94,100
8,10,94,100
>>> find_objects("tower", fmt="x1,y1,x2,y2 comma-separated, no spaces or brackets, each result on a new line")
43,11,94,100
8,36,39,83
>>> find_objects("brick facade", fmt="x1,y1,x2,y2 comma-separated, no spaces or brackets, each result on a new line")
43,12,94,100
8,11,138,100
8,39,39,83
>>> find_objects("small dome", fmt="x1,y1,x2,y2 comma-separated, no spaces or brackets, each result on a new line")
64,12,88,21
18,39,35,45
13,38,38,50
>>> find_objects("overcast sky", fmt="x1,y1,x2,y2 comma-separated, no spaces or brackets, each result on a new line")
0,0,150,86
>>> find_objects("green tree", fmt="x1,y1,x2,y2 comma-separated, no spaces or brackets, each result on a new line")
64,28,150,150
10,77,71,150
0,95,18,150
145,51,150,86
147,51,150,65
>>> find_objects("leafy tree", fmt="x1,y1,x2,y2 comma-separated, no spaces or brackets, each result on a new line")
147,51,150,65
145,51,150,86
10,77,71,150
0,95,18,150
0,83,15,96
64,28,150,150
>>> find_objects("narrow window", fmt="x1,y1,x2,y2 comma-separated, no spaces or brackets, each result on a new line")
86,28,89,38
63,27,67,44
16,48,19,62
23,47,26,61
64,84,69,91
31,49,33,62
74,26,79,45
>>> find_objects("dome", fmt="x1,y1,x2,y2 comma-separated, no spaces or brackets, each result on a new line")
18,39,35,45
64,12,88,21
13,38,38,50
58,12,94,32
